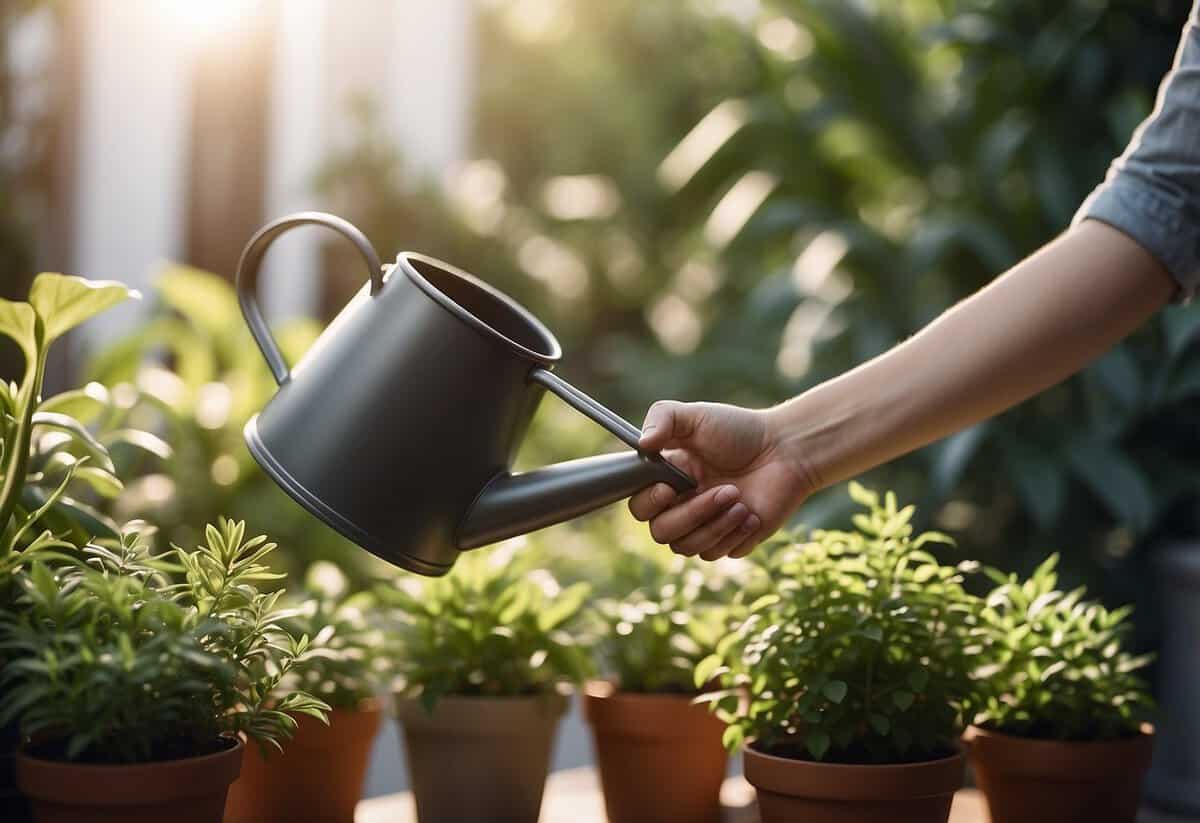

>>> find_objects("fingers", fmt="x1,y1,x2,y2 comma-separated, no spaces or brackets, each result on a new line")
646,484,740,545
628,482,680,522
670,503,751,557
699,513,762,561
728,525,764,559
639,400,697,452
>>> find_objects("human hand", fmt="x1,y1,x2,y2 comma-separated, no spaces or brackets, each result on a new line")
628,401,813,560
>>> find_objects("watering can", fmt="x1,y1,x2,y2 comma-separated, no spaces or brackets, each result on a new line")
235,212,695,577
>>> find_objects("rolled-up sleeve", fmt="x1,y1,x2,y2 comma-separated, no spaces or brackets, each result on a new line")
1074,2,1200,301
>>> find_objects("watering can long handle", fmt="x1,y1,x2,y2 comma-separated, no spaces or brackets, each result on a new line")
528,368,695,493
235,211,383,385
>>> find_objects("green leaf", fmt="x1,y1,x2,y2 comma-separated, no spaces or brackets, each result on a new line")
893,690,915,711
694,654,723,689
822,680,848,704
1066,439,1154,533
38,383,111,423
805,730,831,760
869,713,890,735
0,298,38,364
536,582,589,632
28,273,138,344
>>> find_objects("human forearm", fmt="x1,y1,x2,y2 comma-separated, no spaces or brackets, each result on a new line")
767,220,1176,492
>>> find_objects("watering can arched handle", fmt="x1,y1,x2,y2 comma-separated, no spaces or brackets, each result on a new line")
235,211,384,385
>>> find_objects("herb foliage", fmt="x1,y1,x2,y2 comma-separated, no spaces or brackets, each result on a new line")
974,553,1153,741
699,484,984,764
0,519,328,763
380,548,592,711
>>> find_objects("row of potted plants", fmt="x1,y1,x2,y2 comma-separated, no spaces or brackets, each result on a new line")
697,484,1154,823
0,275,1157,823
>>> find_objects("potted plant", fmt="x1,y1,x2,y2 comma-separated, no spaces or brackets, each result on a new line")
225,561,390,823
0,518,328,823
584,548,734,823
967,554,1155,823
380,547,592,823
698,484,983,823
0,272,161,820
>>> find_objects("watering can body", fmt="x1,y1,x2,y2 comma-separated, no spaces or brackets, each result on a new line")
237,213,693,576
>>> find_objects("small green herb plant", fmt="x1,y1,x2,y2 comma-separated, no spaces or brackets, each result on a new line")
591,546,735,694
379,548,592,711
0,518,329,763
280,562,391,710
974,553,1153,741
698,484,984,764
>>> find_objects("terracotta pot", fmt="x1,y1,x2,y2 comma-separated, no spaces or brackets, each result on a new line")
16,736,242,823
224,702,383,823
582,680,727,823
396,691,567,823
967,724,1155,823
744,742,965,823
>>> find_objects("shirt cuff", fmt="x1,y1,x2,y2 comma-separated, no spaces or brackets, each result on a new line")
1074,176,1200,303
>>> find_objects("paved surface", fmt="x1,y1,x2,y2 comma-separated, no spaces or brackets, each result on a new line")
357,768,989,822
358,766,1200,822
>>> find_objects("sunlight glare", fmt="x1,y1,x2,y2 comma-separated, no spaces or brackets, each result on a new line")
168,0,257,40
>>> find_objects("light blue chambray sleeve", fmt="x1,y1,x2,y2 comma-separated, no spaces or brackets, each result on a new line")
1074,2,1200,302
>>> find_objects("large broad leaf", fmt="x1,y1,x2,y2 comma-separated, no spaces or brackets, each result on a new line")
155,264,242,342
931,422,990,496
1066,439,1154,534
1084,345,1142,417
28,273,138,344
1162,305,1200,361
0,298,38,365
1002,442,1066,530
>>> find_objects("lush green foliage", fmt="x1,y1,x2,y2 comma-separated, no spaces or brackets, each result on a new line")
0,519,328,763
379,548,592,710
699,485,984,764
86,264,383,585
974,553,1153,741
655,0,1200,588
280,562,390,710
590,543,739,694
0,275,157,594
325,0,1198,611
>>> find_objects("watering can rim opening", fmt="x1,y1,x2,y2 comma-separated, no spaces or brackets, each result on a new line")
394,251,564,367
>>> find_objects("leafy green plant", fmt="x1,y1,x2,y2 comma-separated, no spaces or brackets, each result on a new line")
278,562,390,710
698,484,984,764
973,553,1153,741
0,274,147,590
590,544,739,694
379,548,592,710
0,518,329,763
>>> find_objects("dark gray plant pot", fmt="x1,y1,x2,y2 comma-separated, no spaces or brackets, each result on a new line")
1145,543,1200,814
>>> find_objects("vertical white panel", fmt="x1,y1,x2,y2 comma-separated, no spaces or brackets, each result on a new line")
261,0,329,321
71,0,190,346
386,0,472,174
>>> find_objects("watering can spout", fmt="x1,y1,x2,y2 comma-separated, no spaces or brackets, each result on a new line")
458,450,694,550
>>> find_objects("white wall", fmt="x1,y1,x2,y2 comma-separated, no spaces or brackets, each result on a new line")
69,0,474,339
71,0,191,346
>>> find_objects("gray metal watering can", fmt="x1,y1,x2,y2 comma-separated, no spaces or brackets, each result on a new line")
236,212,695,576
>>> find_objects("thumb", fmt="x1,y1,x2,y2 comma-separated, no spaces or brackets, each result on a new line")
639,400,699,451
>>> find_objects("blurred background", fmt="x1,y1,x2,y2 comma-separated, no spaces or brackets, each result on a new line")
2,0,1199,804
